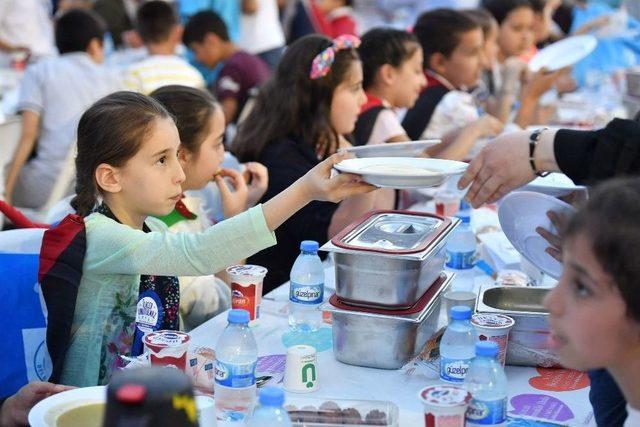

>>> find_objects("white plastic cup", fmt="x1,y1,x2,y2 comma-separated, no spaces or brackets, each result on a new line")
435,191,461,217
471,313,515,366
195,395,217,427
227,265,268,325
443,291,476,317
143,330,190,371
283,345,319,393
418,385,470,427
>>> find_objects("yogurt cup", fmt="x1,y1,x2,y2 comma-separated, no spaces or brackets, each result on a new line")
143,330,190,371
418,385,471,427
471,313,515,366
227,265,268,325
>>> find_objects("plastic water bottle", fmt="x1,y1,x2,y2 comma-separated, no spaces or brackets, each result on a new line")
465,341,508,426
247,387,293,427
215,309,258,422
439,306,477,383
289,240,324,332
445,200,477,291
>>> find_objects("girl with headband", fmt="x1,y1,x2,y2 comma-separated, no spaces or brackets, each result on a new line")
233,34,387,291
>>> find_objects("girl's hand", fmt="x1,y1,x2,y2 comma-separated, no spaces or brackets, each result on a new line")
521,68,569,101
301,151,377,203
473,115,504,138
243,162,269,208
215,168,249,219
1,382,74,427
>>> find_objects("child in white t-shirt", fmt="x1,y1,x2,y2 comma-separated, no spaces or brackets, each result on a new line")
124,1,204,95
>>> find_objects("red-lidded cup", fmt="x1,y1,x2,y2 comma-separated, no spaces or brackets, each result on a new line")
419,385,471,427
143,330,190,371
227,265,268,325
471,313,515,366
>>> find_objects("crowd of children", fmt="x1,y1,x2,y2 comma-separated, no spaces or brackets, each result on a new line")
3,1,640,426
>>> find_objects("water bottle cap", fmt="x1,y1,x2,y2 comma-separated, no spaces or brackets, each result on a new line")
300,240,319,252
228,309,250,324
259,386,285,407
475,340,499,358
455,214,471,224
450,305,472,320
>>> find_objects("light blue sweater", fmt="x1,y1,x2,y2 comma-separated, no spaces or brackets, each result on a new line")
60,205,276,386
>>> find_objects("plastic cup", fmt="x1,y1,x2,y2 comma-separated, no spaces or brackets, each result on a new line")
418,385,470,427
196,395,217,427
471,313,515,366
284,345,319,393
227,265,268,325
443,291,476,317
435,191,461,217
143,330,190,371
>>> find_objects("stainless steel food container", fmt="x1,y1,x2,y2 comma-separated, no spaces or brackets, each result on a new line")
321,210,459,309
626,68,640,98
476,285,560,367
321,272,453,370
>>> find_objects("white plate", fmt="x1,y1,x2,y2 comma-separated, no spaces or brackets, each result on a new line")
334,157,468,189
498,192,575,279
29,386,106,427
345,140,440,158
529,35,597,72
521,173,585,197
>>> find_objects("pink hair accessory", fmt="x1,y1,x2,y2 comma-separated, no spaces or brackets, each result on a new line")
309,34,361,80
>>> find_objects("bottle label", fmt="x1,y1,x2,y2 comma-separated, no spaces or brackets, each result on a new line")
289,281,324,305
446,250,475,270
215,360,256,388
466,398,507,425
439,357,472,382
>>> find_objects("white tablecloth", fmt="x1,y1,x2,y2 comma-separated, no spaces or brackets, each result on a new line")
189,206,594,426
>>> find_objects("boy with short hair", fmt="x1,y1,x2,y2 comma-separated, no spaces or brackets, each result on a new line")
123,1,205,95
402,8,503,160
183,11,270,125
4,9,122,209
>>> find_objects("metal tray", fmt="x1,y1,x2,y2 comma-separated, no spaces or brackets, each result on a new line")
476,285,560,367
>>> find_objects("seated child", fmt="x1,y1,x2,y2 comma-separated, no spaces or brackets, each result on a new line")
480,0,567,128
544,177,640,427
183,11,271,125
123,1,205,95
56,90,373,386
150,85,268,330
5,9,122,209
233,34,387,290
353,28,425,146
402,8,504,160
311,0,358,38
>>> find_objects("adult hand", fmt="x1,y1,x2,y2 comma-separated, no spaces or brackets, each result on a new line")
536,210,567,262
243,162,269,208
458,132,536,207
214,168,249,219
0,382,74,427
301,151,376,203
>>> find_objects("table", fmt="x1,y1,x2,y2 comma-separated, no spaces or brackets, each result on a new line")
189,267,595,427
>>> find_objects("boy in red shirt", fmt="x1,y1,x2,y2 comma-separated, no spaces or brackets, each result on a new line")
311,0,358,38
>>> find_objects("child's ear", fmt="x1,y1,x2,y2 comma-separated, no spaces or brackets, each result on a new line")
173,25,184,43
95,163,122,194
429,52,448,76
177,147,191,168
86,38,104,63
379,64,397,86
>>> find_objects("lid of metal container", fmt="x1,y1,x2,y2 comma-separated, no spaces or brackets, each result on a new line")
330,210,452,255
322,272,453,323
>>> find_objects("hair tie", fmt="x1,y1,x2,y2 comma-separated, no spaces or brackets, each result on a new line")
309,35,361,80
